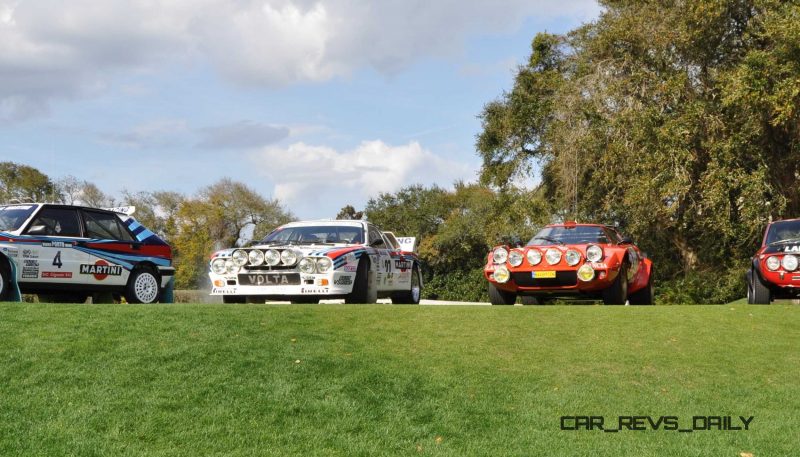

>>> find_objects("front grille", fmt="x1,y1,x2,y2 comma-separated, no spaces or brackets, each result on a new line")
512,271,577,287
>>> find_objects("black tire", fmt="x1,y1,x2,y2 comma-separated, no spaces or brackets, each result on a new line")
489,282,516,305
391,265,422,304
0,260,10,301
602,263,629,305
628,268,654,305
520,295,549,305
125,267,161,304
345,258,371,304
748,270,771,305
223,295,246,304
290,297,320,304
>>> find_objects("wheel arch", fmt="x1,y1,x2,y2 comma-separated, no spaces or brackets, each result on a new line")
0,252,22,302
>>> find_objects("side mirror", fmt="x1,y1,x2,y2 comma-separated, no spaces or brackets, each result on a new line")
26,225,47,235
620,237,633,245
370,239,385,248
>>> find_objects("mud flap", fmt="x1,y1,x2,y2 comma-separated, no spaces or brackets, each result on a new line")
160,276,175,304
8,258,22,302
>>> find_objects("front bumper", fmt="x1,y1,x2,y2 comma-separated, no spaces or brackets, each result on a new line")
485,262,619,294
209,270,355,296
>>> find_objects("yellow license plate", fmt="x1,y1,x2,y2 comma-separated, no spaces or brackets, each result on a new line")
532,271,556,279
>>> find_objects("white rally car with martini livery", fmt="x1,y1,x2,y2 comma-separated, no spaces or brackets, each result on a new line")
209,220,422,304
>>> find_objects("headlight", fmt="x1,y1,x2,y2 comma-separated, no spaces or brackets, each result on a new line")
299,258,316,274
492,247,509,264
248,250,265,266
782,254,798,272
224,259,238,274
766,256,781,271
264,249,281,266
316,257,333,273
211,258,227,275
586,245,603,262
527,249,542,266
493,266,510,283
545,248,562,265
232,249,248,266
577,264,595,282
508,250,524,267
565,249,581,266
281,249,298,265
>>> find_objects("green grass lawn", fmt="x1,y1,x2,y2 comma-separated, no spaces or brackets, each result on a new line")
0,304,798,456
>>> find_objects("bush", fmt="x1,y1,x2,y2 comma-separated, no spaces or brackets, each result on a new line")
422,267,489,302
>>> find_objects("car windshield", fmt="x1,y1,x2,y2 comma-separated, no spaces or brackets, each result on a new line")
766,220,800,245
0,205,37,232
260,225,364,245
528,226,610,245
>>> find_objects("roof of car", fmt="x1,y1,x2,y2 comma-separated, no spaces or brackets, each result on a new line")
281,219,367,228
0,203,133,215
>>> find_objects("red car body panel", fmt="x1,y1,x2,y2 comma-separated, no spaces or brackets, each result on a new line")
484,223,652,298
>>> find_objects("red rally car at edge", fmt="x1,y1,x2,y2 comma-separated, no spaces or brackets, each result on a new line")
484,222,654,305
747,218,800,304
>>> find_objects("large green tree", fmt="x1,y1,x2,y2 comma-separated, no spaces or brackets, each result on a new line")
0,162,59,203
171,179,293,288
477,0,800,302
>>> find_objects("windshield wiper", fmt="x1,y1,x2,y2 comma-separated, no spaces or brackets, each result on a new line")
769,237,800,246
532,236,564,245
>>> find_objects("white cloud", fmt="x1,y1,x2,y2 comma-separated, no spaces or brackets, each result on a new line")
0,0,600,120
250,140,477,216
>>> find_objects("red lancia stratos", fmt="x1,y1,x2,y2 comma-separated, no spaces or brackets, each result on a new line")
484,222,654,305
747,218,800,304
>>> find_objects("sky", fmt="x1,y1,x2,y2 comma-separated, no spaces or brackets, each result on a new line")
0,0,601,219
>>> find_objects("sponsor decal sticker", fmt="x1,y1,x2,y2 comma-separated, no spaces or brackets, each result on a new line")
590,262,609,269
394,260,412,271
784,245,800,253
80,260,123,280
42,241,73,248
23,249,38,259
42,271,73,279
212,287,238,295
343,265,358,272
300,287,329,294
22,259,39,278
334,275,353,286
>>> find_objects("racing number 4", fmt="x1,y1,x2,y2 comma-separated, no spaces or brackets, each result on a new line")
53,251,63,269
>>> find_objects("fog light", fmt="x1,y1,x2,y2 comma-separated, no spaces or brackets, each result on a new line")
577,264,595,282
493,266,510,283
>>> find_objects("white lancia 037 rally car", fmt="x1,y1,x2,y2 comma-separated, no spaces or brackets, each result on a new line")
0,203,174,303
209,220,422,304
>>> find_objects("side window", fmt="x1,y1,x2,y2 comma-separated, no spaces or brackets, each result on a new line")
83,210,135,241
25,208,82,237
367,226,384,246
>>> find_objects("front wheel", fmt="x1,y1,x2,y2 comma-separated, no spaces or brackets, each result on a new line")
391,265,421,304
602,264,628,305
345,258,377,304
628,268,654,305
488,282,516,305
125,268,161,304
748,271,771,305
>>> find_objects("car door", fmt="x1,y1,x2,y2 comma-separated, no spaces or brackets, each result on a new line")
21,206,89,285
80,209,137,287
367,225,395,291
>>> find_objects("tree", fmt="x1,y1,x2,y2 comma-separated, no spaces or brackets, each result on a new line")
171,179,293,288
0,162,59,203
476,0,800,302
336,205,363,220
